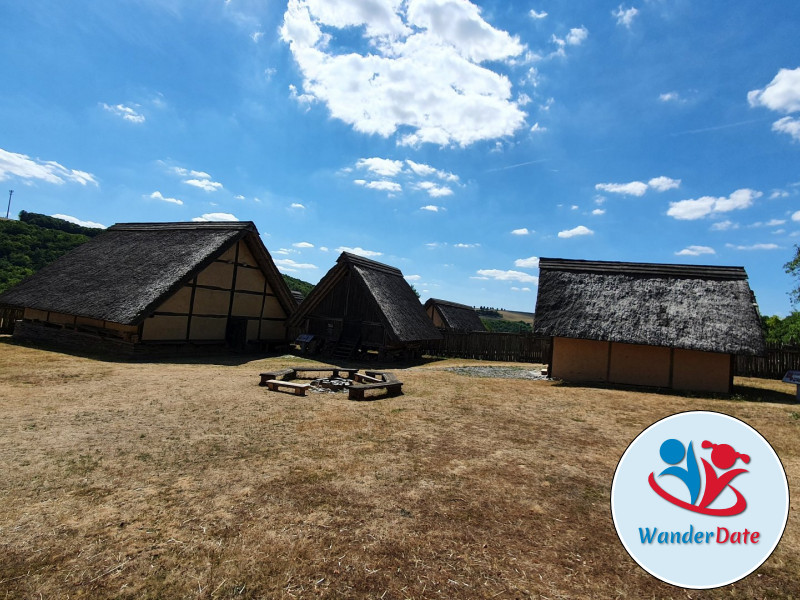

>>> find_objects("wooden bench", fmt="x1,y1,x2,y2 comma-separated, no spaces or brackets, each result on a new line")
291,367,359,379
264,379,310,396
352,372,382,384
348,371,403,400
259,368,295,386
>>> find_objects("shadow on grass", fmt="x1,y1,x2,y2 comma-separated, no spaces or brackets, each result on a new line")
551,377,798,406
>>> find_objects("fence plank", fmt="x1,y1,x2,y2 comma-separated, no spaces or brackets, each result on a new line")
735,342,800,379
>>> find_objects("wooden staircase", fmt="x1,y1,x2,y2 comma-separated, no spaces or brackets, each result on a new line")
332,336,360,360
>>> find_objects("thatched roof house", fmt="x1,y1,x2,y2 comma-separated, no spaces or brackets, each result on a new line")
0,221,295,354
288,252,441,358
533,258,766,393
424,298,486,333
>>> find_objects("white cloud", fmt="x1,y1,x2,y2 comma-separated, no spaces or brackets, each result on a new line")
251,31,264,43
0,148,97,186
772,116,800,142
648,176,681,192
50,214,106,229
748,68,800,113
274,258,318,270
558,225,594,238
511,228,530,235
405,274,421,281
356,157,405,177
667,189,762,220
530,122,547,133
192,212,239,222
565,26,588,46
793,210,800,222
184,178,223,192
336,246,383,257
659,92,681,103
291,202,306,209
416,181,453,197
355,179,402,193
595,181,648,196
280,0,527,146
101,103,145,124
675,245,715,257
476,269,539,284
293,241,314,248
711,220,738,231
592,208,606,216
612,5,639,28
420,205,443,212
726,243,780,251
454,242,480,248
514,256,539,269
148,191,183,205
405,160,459,182
529,9,547,19
511,287,532,292
235,194,245,200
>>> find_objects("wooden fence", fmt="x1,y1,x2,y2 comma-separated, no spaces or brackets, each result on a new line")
735,343,800,379
0,307,22,334
422,332,551,363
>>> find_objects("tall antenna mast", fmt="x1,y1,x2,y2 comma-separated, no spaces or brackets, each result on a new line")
5,190,12,219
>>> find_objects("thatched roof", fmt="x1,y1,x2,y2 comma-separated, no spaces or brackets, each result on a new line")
289,252,442,343
0,221,295,325
424,298,485,332
533,258,765,355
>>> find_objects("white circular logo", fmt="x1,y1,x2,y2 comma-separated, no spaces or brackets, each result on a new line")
611,411,789,589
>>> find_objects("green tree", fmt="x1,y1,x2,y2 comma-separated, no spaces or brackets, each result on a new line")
786,244,800,306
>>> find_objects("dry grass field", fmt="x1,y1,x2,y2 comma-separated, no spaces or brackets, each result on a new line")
1,338,799,599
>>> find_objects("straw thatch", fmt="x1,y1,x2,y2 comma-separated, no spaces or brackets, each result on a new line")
533,258,766,356
289,252,441,344
424,298,486,333
0,221,295,324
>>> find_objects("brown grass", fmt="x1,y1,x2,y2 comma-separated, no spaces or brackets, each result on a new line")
0,338,799,599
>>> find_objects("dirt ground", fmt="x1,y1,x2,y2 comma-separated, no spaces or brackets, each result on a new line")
0,338,798,599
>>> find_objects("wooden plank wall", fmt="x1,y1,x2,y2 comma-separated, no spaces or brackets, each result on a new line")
423,332,551,363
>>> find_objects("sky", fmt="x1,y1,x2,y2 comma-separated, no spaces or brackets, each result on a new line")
1,1,799,317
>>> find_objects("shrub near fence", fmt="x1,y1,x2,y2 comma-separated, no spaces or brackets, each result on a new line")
735,342,800,379
423,332,551,363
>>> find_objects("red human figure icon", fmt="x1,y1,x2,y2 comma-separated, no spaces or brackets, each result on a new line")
698,441,750,512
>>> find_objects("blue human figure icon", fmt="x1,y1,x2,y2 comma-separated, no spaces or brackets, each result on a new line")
658,438,701,505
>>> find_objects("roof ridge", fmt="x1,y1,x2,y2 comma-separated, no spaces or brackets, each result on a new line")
109,221,256,231
538,257,748,280
338,251,403,276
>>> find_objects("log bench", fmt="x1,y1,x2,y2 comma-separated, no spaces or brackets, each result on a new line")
259,368,295,386
348,372,403,400
264,379,310,396
352,372,382,384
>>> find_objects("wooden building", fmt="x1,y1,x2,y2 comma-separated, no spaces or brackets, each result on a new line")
532,258,766,393
288,252,441,358
0,221,296,354
424,298,486,333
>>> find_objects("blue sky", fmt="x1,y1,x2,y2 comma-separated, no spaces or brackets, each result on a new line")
2,1,799,316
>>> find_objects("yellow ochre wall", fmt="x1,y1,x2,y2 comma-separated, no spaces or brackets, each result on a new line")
551,337,732,393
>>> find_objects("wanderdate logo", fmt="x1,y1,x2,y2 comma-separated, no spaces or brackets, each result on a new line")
611,411,789,589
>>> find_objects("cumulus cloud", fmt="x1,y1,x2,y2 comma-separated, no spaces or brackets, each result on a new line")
51,214,106,229
793,210,800,222
595,181,648,196
405,274,421,281
476,269,539,284
291,202,306,209
356,157,405,177
185,178,223,192
514,256,539,268
355,179,402,193
293,241,314,248
667,188,762,220
558,225,593,238
529,9,547,20
101,103,145,124
420,205,443,212
405,160,459,182
148,191,183,205
648,176,681,192
280,0,527,146
0,148,97,186
748,67,800,141
711,220,738,231
675,245,715,257
511,228,530,235
352,157,459,197
612,5,639,28
192,213,239,222
659,92,682,103
565,26,588,45
592,208,606,215
454,243,480,248
336,246,383,257
416,181,453,197
772,117,800,142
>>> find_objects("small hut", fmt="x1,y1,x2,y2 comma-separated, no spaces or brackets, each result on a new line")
0,221,295,354
424,298,486,333
288,252,441,358
533,258,766,393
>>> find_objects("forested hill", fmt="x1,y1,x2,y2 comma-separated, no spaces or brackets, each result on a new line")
0,213,315,296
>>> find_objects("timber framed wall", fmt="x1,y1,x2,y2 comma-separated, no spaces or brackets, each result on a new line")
140,238,287,345
551,337,733,393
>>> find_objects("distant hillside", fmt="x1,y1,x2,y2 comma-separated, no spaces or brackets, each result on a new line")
498,310,534,325
480,318,533,333
0,213,315,297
